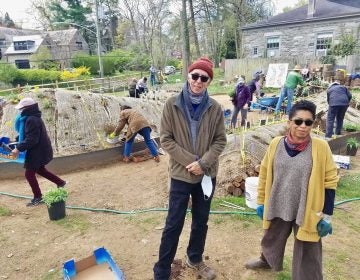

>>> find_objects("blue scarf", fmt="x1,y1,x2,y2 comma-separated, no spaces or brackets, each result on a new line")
15,114,27,143
182,82,209,121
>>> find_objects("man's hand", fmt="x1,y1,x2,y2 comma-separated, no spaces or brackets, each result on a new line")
243,104,249,110
10,148,20,159
186,161,203,176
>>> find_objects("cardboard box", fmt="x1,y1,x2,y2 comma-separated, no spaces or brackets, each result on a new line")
333,155,350,170
63,247,125,280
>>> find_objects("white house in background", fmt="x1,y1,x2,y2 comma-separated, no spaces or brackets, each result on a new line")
241,0,360,58
0,26,89,69
5,35,53,69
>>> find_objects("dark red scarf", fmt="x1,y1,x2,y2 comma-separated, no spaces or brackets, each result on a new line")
285,132,311,151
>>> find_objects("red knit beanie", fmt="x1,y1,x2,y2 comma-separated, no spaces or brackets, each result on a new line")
188,57,214,80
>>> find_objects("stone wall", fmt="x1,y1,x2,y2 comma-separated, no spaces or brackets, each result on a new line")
242,17,360,59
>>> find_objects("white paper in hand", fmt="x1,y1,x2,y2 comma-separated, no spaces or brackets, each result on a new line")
201,175,213,200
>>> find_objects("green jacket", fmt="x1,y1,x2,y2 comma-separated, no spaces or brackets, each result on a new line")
257,137,338,242
284,71,304,89
160,94,227,183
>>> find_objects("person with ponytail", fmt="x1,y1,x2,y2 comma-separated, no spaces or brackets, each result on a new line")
245,100,339,280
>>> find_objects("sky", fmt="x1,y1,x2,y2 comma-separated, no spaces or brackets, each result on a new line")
1,0,301,30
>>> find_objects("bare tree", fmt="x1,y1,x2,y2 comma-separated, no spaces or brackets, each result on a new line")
188,0,200,57
182,0,191,77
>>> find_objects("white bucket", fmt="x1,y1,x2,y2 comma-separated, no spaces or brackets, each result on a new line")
245,177,259,209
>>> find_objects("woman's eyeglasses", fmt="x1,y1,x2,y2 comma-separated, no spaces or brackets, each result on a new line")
292,119,314,126
190,73,210,83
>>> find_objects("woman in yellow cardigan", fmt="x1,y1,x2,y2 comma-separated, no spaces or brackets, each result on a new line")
245,100,338,280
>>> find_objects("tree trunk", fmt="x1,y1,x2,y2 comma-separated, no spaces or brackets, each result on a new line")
188,0,200,58
181,0,190,79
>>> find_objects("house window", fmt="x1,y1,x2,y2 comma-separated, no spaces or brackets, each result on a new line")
14,40,35,51
0,39,5,48
15,59,30,69
266,37,280,57
253,47,258,56
75,41,83,50
267,37,280,49
316,33,333,56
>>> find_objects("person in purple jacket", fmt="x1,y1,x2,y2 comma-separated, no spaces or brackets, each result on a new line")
231,77,251,128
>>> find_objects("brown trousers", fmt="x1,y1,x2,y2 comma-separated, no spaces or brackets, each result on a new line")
261,218,322,280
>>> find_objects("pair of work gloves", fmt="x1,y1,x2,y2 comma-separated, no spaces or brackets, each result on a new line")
256,205,332,237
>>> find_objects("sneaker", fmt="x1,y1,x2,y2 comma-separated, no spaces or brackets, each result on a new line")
245,256,271,270
26,197,44,207
186,257,216,280
154,155,160,163
57,181,67,188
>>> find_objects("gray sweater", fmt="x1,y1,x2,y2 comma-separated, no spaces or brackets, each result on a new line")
266,139,312,226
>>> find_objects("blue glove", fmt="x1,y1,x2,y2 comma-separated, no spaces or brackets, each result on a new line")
256,204,264,220
317,216,332,237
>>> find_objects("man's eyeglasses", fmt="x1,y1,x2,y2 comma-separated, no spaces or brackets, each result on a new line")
292,119,314,126
190,73,210,83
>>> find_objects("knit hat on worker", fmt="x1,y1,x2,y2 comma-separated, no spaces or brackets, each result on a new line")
188,57,214,80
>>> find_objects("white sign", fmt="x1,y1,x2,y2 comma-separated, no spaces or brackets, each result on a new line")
265,63,289,88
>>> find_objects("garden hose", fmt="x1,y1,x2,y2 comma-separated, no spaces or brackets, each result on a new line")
0,191,359,216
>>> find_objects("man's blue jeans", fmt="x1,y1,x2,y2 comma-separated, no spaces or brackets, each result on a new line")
275,87,295,114
325,105,348,138
153,177,216,280
123,127,158,157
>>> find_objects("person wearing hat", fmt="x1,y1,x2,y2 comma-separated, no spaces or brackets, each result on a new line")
275,65,304,115
247,70,263,110
153,57,226,280
10,97,66,206
231,76,251,128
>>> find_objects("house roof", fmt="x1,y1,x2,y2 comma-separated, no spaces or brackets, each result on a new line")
46,29,79,45
5,35,44,55
0,26,41,39
243,0,360,30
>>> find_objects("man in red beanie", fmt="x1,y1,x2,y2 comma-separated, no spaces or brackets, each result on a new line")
154,57,226,280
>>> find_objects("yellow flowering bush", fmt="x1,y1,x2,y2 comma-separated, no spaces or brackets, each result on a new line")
60,66,91,81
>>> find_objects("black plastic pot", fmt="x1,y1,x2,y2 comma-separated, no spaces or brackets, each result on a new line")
346,146,358,156
47,201,66,221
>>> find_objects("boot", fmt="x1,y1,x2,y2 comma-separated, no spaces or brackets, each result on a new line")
245,255,271,270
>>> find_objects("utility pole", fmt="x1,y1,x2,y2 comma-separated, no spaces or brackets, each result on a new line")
94,0,104,78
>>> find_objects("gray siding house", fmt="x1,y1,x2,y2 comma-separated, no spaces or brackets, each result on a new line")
241,0,360,59
0,27,89,69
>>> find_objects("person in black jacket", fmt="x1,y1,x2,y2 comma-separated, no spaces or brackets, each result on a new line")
325,80,352,138
10,97,66,206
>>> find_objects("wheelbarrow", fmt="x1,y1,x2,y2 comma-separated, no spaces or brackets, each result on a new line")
251,96,279,112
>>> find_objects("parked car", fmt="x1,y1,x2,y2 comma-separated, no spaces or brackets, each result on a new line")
164,66,176,75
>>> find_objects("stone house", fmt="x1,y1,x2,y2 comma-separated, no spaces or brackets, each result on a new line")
0,27,89,69
241,0,360,59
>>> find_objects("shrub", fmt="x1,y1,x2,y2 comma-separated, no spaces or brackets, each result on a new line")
14,69,61,85
0,63,19,85
71,53,116,75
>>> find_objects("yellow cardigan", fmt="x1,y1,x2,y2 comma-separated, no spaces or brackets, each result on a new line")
257,136,339,242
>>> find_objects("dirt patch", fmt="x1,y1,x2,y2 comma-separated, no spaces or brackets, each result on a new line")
0,95,359,280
